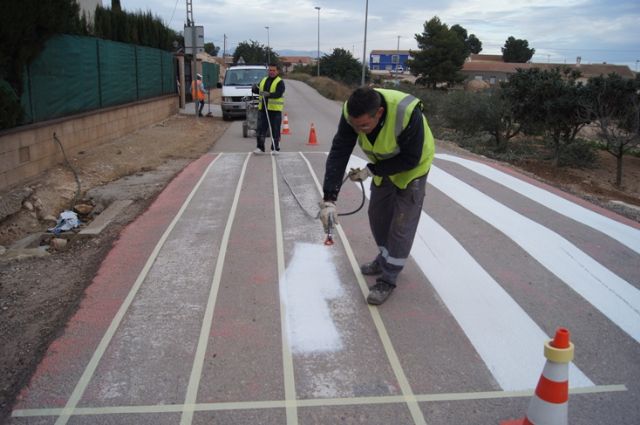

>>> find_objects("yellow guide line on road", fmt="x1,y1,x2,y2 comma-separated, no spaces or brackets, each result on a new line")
299,152,428,425
273,154,300,425
14,385,627,418
179,153,251,425
52,154,223,425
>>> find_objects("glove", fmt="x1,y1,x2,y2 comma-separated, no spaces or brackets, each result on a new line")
348,166,373,182
260,91,271,98
318,201,337,233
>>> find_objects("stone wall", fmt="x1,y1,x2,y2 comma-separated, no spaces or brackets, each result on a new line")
0,95,178,192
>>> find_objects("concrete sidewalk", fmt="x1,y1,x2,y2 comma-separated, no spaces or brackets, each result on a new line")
179,101,222,118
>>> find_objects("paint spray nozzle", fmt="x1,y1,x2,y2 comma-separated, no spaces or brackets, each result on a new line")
324,214,334,246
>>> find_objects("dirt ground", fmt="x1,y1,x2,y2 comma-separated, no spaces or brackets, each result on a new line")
0,92,639,423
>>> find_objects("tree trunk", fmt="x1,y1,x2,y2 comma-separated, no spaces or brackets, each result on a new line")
616,152,624,187
552,131,561,167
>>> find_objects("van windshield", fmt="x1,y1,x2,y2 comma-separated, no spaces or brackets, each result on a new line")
224,69,267,86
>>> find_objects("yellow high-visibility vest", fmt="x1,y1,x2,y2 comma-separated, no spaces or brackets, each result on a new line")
343,88,434,189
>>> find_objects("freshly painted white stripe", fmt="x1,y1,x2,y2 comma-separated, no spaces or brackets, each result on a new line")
301,153,428,425
280,242,344,354
435,153,640,254
413,213,594,390
273,155,299,425
345,156,593,391
180,153,251,425
52,154,223,425
430,165,640,342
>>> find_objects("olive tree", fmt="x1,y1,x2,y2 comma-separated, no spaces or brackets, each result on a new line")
583,74,640,186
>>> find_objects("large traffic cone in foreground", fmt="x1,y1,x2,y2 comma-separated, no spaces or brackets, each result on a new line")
500,328,574,425
307,123,318,145
281,113,291,135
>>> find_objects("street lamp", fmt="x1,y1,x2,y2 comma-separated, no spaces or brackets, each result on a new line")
361,0,369,86
315,6,321,77
396,35,400,74
265,26,270,64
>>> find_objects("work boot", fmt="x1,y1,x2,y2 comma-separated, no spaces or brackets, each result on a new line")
360,260,383,276
366,279,395,305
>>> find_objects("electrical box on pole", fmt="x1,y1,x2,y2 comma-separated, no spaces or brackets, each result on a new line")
184,26,204,55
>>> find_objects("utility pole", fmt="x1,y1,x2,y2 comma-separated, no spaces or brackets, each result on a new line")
223,34,227,61
396,35,400,74
185,0,200,119
315,6,321,77
361,0,368,86
265,26,270,64
186,0,193,26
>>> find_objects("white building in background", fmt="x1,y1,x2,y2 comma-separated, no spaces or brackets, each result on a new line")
76,0,103,22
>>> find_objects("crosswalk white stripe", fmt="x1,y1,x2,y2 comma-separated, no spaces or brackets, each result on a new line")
345,156,594,391
430,165,640,342
435,153,640,254
412,213,593,390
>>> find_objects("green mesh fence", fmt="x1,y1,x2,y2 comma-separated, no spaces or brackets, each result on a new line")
202,62,220,91
99,39,137,107
20,34,176,124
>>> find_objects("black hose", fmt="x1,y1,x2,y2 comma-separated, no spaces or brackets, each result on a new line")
337,175,366,216
53,132,81,209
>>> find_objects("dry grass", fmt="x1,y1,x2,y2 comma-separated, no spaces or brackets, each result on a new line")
287,73,353,102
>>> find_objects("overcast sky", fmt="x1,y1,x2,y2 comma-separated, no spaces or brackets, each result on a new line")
120,0,640,70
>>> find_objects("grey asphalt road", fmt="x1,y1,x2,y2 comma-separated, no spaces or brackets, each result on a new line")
9,79,640,425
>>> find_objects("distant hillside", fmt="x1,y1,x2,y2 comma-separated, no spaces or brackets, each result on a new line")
277,49,327,57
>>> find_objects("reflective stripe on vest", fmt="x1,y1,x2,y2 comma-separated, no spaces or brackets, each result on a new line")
258,76,284,111
343,88,435,189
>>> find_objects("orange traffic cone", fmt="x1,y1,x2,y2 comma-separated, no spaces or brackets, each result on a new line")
500,328,574,425
281,113,291,135
307,123,318,145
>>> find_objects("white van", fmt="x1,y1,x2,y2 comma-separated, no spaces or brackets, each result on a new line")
217,65,267,120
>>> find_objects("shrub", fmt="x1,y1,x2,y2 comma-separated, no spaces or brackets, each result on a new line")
558,139,598,168
441,90,487,137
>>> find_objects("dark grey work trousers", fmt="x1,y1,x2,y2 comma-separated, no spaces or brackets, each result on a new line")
257,110,281,151
368,173,428,286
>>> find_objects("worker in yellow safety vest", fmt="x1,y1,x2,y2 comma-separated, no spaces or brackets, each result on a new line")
320,87,435,305
251,64,285,153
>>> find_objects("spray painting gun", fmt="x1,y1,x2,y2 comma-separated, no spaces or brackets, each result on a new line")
318,168,368,246
319,201,337,246
324,212,335,246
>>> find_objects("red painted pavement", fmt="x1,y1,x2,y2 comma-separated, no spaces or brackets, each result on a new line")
14,153,217,409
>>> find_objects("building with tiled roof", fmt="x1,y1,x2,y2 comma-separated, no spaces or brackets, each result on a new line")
461,54,635,86
280,56,314,73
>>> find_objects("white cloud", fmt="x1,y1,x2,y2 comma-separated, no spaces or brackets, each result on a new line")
119,0,640,67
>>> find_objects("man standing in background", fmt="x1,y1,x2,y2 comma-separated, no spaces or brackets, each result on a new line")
191,73,206,117
252,64,285,154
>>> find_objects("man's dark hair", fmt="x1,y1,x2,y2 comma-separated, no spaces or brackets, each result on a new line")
347,87,381,117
